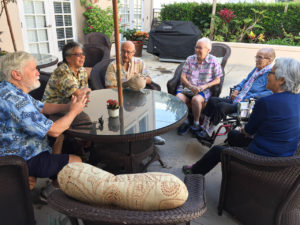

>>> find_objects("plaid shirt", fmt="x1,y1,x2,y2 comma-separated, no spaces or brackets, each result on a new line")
177,54,223,100
42,63,89,104
105,57,149,87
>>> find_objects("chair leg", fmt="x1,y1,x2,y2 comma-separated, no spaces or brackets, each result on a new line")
69,217,80,225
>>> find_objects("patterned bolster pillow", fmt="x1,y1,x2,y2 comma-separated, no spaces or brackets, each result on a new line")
58,162,189,211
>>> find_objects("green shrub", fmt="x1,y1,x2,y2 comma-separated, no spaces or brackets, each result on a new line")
160,2,300,43
80,1,114,39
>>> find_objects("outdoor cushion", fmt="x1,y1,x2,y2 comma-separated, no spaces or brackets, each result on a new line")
58,163,188,211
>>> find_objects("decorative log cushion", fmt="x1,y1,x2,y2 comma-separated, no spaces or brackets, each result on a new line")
57,163,189,211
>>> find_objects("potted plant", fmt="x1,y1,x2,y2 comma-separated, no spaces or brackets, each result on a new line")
121,28,149,57
106,99,119,117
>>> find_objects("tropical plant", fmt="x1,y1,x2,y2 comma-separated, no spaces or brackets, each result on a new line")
80,0,114,39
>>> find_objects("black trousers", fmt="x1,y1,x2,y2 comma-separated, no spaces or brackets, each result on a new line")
191,130,252,175
203,97,238,125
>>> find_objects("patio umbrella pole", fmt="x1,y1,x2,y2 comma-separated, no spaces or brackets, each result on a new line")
3,0,17,51
112,0,123,108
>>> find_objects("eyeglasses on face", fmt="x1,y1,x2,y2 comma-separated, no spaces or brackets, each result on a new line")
268,71,275,75
195,46,207,50
255,55,270,60
121,49,135,55
71,52,85,57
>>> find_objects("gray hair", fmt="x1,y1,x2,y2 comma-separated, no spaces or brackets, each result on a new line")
62,41,83,63
196,37,212,50
275,57,300,94
0,51,35,82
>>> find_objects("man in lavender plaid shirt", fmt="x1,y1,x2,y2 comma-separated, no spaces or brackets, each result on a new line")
176,37,223,136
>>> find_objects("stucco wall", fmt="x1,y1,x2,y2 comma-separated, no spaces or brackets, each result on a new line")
0,2,24,52
221,42,300,66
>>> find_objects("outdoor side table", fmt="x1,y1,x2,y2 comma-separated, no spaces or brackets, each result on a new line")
48,174,207,225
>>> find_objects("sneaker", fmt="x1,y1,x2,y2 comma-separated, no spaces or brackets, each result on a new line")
190,125,203,135
153,136,166,145
195,130,214,146
40,183,59,202
182,165,193,175
177,123,190,136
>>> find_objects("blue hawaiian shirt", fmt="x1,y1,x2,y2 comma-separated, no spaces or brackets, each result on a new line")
0,81,53,160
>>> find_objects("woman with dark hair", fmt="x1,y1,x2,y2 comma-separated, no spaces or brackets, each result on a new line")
183,57,300,175
42,41,91,104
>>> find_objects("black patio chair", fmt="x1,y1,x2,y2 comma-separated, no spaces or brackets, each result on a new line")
167,42,231,97
0,155,35,225
83,44,110,67
29,71,51,100
84,32,112,51
218,146,300,225
48,174,207,225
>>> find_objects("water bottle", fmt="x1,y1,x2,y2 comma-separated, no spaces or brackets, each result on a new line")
248,98,255,117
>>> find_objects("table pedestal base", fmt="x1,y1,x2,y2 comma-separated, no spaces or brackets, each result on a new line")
89,138,166,173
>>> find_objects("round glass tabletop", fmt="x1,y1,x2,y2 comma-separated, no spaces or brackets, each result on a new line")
69,89,188,139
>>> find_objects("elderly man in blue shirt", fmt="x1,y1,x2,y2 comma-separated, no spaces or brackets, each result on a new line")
0,51,87,191
196,48,275,143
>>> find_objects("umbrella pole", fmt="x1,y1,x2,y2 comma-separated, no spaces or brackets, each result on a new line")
112,0,123,108
3,0,17,51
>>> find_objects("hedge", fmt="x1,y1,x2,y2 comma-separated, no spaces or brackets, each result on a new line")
160,2,300,40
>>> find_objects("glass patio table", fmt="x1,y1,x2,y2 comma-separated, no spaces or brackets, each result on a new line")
61,88,188,173
32,53,58,70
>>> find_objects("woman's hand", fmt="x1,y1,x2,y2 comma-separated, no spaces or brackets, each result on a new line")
231,90,239,100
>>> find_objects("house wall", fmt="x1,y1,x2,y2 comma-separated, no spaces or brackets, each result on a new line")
0,2,24,52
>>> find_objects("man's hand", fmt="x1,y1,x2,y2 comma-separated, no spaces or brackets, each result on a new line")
231,90,239,100
69,94,88,115
190,85,200,94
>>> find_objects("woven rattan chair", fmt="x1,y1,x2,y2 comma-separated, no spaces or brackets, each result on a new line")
0,155,35,225
167,42,231,97
85,32,112,51
48,174,206,225
218,147,300,225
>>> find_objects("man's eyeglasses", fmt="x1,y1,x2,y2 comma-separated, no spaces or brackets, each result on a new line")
121,50,135,55
71,52,85,57
268,71,275,75
255,55,270,60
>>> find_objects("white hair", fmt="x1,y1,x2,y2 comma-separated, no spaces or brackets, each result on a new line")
275,57,300,94
0,51,35,81
196,37,212,50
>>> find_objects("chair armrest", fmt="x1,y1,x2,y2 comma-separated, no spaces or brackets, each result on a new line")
167,62,184,95
221,147,300,167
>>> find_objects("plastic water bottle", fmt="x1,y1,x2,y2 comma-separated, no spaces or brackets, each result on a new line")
248,98,255,117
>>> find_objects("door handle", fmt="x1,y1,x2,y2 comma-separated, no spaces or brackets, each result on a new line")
45,24,52,28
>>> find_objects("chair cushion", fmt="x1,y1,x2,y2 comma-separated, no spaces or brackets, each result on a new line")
58,163,189,211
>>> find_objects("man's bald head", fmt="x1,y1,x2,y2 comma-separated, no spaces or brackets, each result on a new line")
121,41,136,63
258,48,276,61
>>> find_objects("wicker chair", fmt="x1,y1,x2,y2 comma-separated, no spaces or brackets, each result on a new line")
0,155,35,225
48,174,206,225
85,32,112,51
83,44,111,67
89,58,161,91
167,42,231,97
29,71,51,100
218,147,300,225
